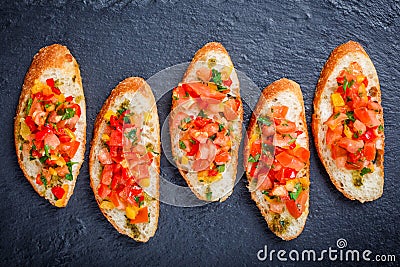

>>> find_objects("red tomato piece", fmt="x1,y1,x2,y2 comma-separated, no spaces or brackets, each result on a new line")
214,151,230,165
101,165,113,185
109,130,122,146
364,141,376,161
98,184,111,199
98,147,113,165
271,106,289,119
250,140,261,157
51,186,65,200
183,82,226,100
337,137,364,154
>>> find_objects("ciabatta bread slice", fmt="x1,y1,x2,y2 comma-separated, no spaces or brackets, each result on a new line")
170,42,243,202
245,78,309,240
312,41,384,202
14,44,86,207
89,77,159,242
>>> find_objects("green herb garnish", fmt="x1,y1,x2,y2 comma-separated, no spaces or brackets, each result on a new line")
40,174,47,187
217,164,225,173
44,144,50,157
333,112,340,119
211,69,222,85
198,109,207,118
378,125,384,132
346,111,355,122
248,154,260,163
257,116,272,126
218,123,224,132
179,141,186,149
61,108,75,120
289,183,303,200
360,167,372,176
25,98,33,115
124,129,138,144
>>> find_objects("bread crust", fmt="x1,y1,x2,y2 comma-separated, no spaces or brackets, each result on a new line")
170,42,243,202
89,77,160,242
312,41,384,202
14,44,85,207
244,78,309,240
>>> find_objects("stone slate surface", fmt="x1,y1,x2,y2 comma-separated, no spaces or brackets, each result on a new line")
0,0,399,266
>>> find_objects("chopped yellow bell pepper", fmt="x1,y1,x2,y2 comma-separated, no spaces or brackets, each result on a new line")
101,134,110,142
49,167,57,176
139,178,150,188
181,155,189,165
144,112,152,124
207,82,218,91
100,200,115,210
126,205,140,219
299,178,310,188
64,128,76,141
19,119,31,140
344,124,353,138
103,110,117,122
356,75,365,84
56,93,65,103
331,93,345,107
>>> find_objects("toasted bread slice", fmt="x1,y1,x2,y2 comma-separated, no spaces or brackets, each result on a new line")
169,42,243,202
14,44,86,207
89,77,160,242
245,78,309,240
312,41,384,202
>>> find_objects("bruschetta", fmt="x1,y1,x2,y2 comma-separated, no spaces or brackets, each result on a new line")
89,77,160,242
169,42,243,202
14,44,86,207
245,78,310,240
312,41,384,202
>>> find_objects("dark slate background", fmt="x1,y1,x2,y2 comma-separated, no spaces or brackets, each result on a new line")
1,0,399,266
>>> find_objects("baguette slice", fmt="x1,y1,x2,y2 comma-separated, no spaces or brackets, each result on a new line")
14,44,86,207
89,77,159,242
245,78,309,240
169,42,243,202
312,41,384,202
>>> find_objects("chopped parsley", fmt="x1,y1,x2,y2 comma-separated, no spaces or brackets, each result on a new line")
124,129,138,144
211,69,222,85
61,108,75,120
179,140,186,149
218,123,224,132
198,109,207,118
333,112,341,119
182,117,192,123
360,167,372,176
25,98,33,115
217,164,225,173
346,111,355,122
289,183,302,200
44,144,50,157
378,125,384,132
172,95,179,100
257,116,272,126
209,134,217,141
40,174,47,187
189,139,196,144
248,154,260,163
39,156,48,164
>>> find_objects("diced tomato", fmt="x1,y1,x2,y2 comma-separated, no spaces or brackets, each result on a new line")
275,120,296,134
183,82,226,100
130,206,149,224
193,116,212,128
275,167,298,181
35,174,43,185
51,86,61,95
257,173,272,190
213,131,230,147
353,120,366,136
51,186,65,200
109,115,119,128
186,142,199,156
223,103,238,121
44,133,60,149
36,128,53,141
98,147,113,165
46,78,55,87
364,141,376,161
208,169,219,177
109,130,122,146
65,96,73,102
98,184,111,199
331,145,347,160
25,116,37,131
271,106,289,119
250,140,261,157
214,151,230,165
336,76,344,85
109,191,126,210
202,123,219,137
109,146,123,163
249,162,258,177
286,190,308,219
58,135,71,143
275,151,304,171
367,101,382,111
101,165,113,185
325,113,347,130
359,128,377,142
354,107,380,127
223,78,232,87
337,137,364,154
59,140,80,159
69,103,81,117
189,128,208,143
269,201,284,214
326,123,343,146
289,147,310,163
